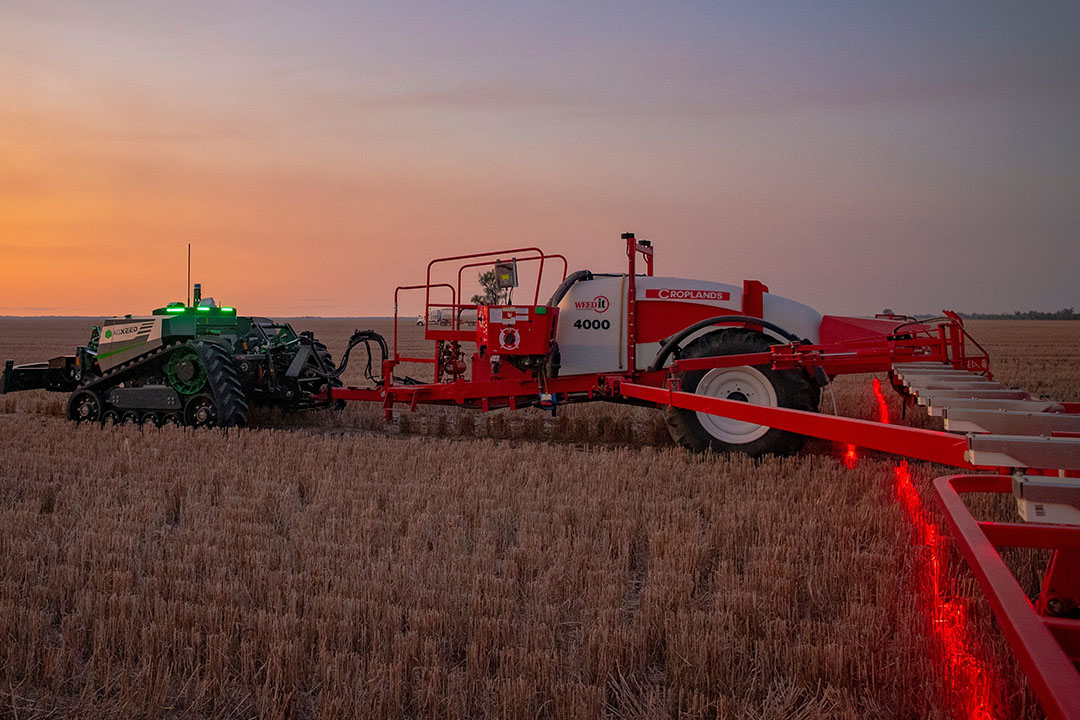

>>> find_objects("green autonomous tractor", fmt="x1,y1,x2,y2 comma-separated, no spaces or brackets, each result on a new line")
0,284,340,427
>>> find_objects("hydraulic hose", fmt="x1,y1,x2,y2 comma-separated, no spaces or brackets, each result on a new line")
546,269,593,307
892,316,949,335
329,329,389,384
327,329,424,387
646,315,805,374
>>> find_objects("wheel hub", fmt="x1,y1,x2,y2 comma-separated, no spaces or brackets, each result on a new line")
185,395,218,427
69,391,100,423
693,366,778,444
166,349,206,394
174,359,197,383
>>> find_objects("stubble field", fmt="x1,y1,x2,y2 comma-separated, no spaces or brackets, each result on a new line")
0,318,1077,719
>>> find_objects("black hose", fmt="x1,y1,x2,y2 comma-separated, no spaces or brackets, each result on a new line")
330,329,389,384
891,316,949,335
546,269,593,307
647,315,804,373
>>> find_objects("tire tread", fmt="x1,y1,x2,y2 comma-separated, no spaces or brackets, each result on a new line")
194,342,248,428
664,329,818,456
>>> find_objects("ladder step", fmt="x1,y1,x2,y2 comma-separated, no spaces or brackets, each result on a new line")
928,398,1066,417
967,434,1080,471
917,389,1030,405
945,409,1080,435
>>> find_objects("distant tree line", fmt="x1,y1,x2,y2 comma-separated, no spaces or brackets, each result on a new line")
954,308,1077,321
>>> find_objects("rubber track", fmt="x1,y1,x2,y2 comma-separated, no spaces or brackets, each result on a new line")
194,341,248,428
76,342,178,401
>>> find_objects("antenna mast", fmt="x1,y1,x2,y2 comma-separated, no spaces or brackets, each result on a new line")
187,243,191,307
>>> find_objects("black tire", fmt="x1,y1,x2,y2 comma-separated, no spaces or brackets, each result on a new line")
192,342,248,428
664,329,819,457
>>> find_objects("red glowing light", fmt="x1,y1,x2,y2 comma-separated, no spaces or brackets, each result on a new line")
843,443,858,468
839,378,1003,715
865,377,998,718
871,377,890,424
893,461,997,719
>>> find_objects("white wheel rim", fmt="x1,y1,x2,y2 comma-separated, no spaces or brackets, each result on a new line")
694,366,777,444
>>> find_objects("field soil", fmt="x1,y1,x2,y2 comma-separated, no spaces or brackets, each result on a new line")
0,318,1076,718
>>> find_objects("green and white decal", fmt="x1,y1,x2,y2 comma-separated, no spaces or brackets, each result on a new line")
96,316,164,371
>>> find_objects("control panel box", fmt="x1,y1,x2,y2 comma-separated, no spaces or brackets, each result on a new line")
476,305,558,356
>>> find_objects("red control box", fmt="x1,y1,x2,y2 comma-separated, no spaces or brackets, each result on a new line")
476,305,558,355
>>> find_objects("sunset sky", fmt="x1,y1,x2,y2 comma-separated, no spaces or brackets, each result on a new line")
1,1,1077,317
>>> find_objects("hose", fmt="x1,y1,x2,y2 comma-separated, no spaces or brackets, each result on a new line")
546,269,593,307
329,329,389,384
326,330,425,387
891,316,949,335
646,315,804,374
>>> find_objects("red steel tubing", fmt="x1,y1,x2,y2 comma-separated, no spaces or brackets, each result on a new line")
616,381,974,468
934,474,1080,720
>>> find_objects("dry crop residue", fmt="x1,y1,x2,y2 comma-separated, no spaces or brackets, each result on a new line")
0,317,1076,718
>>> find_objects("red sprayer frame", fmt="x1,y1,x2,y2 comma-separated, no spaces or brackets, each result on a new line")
329,234,989,434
